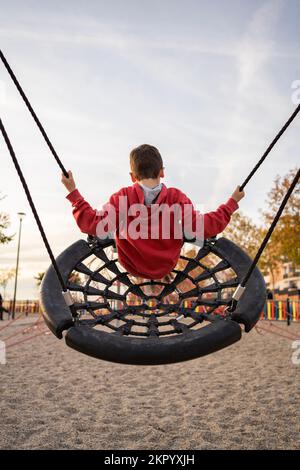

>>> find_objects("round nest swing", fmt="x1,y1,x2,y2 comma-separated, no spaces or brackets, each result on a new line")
40,236,266,365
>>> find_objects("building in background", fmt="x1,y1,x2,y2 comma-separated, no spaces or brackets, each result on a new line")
264,261,300,301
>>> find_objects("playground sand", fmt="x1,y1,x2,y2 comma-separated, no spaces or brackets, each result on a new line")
0,318,299,450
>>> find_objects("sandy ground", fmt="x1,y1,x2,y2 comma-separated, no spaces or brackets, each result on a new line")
0,315,299,450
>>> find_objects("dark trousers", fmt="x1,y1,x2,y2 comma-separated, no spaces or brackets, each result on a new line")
0,306,10,320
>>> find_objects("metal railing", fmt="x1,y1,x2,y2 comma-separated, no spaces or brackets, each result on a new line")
2,300,41,315
261,300,299,322
1,299,299,322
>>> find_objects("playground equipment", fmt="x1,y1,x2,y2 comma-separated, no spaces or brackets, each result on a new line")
262,299,299,323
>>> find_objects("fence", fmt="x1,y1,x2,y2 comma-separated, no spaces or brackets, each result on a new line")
2,299,300,321
261,300,299,322
2,300,41,315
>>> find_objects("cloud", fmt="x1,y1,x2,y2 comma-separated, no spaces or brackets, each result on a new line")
210,0,287,207
0,20,236,55
236,0,283,93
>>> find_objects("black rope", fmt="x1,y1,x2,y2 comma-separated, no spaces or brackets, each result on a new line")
0,49,69,177
241,168,299,286
0,117,68,292
228,167,300,313
240,104,300,190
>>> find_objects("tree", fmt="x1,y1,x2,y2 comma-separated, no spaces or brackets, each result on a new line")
34,271,81,288
222,211,282,290
0,268,15,299
262,168,300,266
222,211,261,260
0,193,13,245
69,272,81,284
257,229,282,290
34,272,45,287
222,169,299,290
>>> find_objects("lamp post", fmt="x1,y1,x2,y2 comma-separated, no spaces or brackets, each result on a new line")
11,212,26,319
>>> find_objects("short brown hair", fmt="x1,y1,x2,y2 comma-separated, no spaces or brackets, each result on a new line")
130,144,163,180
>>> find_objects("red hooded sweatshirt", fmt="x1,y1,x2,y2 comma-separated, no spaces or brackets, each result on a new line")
66,183,238,279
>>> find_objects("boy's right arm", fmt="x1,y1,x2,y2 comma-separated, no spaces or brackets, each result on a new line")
203,186,245,238
179,186,244,240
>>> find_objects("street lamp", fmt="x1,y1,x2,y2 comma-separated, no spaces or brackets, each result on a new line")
12,212,26,319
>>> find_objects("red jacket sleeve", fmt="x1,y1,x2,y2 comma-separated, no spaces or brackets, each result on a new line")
66,189,118,236
203,198,238,238
178,192,238,239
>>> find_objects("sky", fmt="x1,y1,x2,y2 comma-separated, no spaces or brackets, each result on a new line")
0,0,299,299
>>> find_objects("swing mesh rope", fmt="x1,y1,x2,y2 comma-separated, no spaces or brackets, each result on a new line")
66,237,239,337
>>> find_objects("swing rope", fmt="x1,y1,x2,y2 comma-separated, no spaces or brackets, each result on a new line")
239,103,300,190
0,49,69,178
0,118,74,311
228,167,300,313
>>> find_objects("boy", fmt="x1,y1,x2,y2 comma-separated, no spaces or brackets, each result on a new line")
62,144,244,279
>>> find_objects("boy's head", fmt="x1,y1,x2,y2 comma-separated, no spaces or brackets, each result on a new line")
130,144,164,182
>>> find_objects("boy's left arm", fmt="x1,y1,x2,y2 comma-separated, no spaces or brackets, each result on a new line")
202,197,238,238
62,171,118,236
66,190,112,236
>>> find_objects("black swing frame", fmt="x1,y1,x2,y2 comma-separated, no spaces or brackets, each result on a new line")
40,236,266,365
